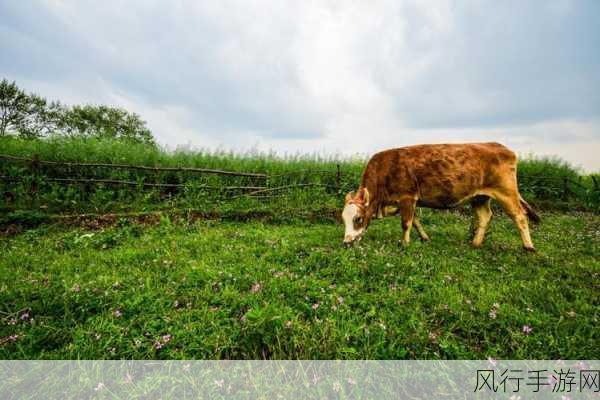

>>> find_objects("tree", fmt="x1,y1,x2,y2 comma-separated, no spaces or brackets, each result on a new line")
0,78,156,145
59,105,155,146
0,79,63,139
0,78,29,136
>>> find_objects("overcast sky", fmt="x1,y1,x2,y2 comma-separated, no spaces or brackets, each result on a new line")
1,1,599,170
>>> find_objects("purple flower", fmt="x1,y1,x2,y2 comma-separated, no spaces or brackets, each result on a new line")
161,334,172,343
94,382,105,391
250,282,262,293
113,309,122,318
522,325,533,335
311,303,320,310
153,341,163,350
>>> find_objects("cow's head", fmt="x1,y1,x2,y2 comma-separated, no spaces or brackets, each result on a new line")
342,188,371,245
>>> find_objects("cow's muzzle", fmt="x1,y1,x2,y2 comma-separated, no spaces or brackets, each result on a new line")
343,235,360,247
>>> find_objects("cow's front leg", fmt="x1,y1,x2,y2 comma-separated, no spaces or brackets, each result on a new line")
398,199,416,246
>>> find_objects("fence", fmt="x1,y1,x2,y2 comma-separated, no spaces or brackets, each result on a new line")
1,153,598,216
0,153,350,215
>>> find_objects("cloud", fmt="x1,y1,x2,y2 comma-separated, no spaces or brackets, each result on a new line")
1,0,599,170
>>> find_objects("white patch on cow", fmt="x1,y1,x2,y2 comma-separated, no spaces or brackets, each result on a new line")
342,203,365,243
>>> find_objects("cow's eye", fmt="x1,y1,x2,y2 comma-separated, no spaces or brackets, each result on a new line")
354,216,364,225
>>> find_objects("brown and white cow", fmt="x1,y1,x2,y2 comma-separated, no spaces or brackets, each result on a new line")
342,142,539,251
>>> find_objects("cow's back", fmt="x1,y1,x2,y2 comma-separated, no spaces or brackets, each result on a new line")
364,143,517,209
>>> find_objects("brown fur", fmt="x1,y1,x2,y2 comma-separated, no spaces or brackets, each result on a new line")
345,142,538,250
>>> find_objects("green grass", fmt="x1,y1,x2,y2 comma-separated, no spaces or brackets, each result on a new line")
1,210,598,359
2,136,598,215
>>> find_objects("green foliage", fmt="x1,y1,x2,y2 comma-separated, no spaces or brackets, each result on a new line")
0,78,155,144
58,104,155,146
0,210,49,228
0,79,61,138
1,136,598,215
0,212,598,359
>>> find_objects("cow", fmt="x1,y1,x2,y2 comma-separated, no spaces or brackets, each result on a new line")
342,142,539,251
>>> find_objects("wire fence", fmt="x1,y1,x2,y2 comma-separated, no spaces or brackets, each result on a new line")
1,153,599,216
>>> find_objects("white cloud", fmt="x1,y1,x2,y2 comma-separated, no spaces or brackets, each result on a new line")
1,0,599,170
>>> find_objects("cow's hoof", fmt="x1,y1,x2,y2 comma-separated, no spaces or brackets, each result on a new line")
523,246,536,253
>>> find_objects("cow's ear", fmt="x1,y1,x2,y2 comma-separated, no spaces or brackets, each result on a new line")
345,191,355,203
357,188,370,206
362,188,370,206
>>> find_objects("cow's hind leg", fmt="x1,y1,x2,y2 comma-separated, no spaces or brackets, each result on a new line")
494,192,535,252
398,199,416,246
471,195,492,248
413,215,430,242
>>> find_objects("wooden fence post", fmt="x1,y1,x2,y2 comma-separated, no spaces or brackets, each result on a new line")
336,164,341,194
30,153,40,206
562,177,569,201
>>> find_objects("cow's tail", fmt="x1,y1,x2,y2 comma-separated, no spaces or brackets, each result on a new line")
519,195,540,223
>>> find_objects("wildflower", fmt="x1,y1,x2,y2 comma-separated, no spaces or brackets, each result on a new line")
311,303,320,310
240,314,247,323
71,284,81,292
489,309,497,319
566,310,576,318
113,309,122,318
214,379,224,388
332,381,341,392
428,331,438,341
522,325,533,335
153,341,163,350
20,312,30,321
162,334,172,343
487,357,497,367
286,321,292,328
250,282,262,293
347,377,356,385
336,296,344,304
312,373,320,385
173,300,180,308
492,302,500,309
94,382,105,391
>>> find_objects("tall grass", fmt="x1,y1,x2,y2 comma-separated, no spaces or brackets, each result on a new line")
1,136,598,215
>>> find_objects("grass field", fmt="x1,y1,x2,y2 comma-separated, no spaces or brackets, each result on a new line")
1,210,598,359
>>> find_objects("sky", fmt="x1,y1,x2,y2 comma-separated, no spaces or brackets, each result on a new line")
1,0,599,170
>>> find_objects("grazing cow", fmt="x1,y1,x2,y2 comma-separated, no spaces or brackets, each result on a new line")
342,143,539,251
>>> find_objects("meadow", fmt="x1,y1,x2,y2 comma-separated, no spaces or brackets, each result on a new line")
0,137,598,359
1,210,598,359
